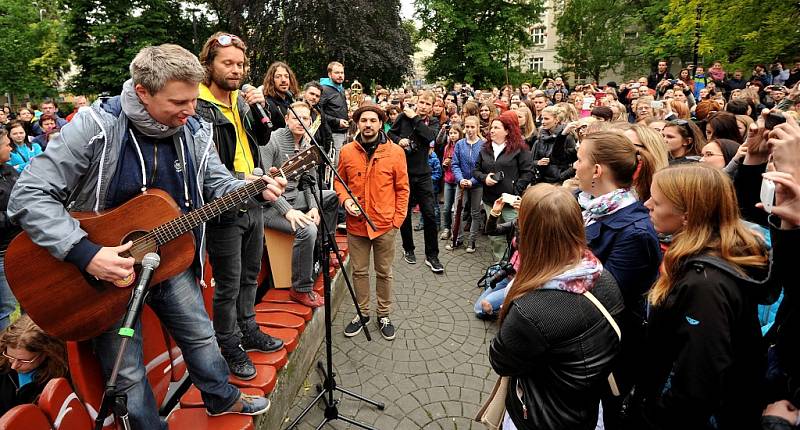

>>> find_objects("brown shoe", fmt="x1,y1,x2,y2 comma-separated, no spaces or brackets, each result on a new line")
289,290,325,308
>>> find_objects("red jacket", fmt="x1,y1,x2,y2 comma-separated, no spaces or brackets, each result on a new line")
335,135,409,239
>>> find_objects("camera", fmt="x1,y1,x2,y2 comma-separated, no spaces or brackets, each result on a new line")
485,262,516,289
765,112,786,130
492,171,505,182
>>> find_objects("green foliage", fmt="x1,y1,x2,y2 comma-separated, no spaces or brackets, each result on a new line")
555,0,632,83
416,0,545,88
211,0,414,88
0,0,70,98
637,0,800,73
65,0,209,95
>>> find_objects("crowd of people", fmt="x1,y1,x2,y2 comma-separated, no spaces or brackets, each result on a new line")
1,35,800,430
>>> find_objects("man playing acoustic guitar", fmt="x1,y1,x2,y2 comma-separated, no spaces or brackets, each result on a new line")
8,44,286,428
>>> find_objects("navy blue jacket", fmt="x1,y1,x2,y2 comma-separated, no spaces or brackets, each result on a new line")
586,202,661,312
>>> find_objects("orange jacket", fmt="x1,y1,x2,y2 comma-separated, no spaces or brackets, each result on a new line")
335,136,409,239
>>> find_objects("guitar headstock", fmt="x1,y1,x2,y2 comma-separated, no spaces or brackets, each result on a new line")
280,146,322,180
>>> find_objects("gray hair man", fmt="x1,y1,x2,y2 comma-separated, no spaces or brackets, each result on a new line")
9,44,286,428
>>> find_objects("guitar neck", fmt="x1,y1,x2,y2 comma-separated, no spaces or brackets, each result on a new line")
151,174,272,245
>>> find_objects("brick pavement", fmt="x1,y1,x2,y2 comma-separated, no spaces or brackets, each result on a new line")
285,216,501,429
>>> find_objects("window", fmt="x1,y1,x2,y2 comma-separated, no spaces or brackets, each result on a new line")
529,57,544,72
531,27,546,45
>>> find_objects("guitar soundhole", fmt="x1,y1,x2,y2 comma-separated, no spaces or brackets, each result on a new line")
122,230,158,263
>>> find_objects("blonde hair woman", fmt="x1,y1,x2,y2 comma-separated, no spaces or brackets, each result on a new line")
640,164,776,429
515,105,537,147
490,184,623,430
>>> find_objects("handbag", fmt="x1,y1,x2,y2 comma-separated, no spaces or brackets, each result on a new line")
474,375,509,430
583,290,623,396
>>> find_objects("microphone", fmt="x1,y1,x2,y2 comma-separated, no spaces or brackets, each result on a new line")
241,84,273,129
120,253,160,330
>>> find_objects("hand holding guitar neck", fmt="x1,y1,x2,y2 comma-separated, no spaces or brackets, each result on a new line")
259,167,287,202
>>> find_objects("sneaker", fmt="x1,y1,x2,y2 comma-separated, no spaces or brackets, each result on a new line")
377,316,396,340
337,222,346,230
208,393,271,416
241,326,284,353
439,229,451,240
289,290,325,308
344,314,370,337
220,342,257,380
425,256,444,273
444,239,462,251
466,242,476,253
403,251,416,264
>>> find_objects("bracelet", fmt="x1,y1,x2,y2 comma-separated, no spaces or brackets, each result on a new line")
490,210,501,218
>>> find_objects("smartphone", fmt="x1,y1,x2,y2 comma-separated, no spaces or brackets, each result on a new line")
765,112,786,130
760,178,775,213
631,83,641,89
651,101,664,109
501,193,520,205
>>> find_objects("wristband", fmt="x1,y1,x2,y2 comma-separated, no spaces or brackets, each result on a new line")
490,210,501,218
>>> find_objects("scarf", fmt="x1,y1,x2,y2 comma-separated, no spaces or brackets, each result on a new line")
578,188,638,226
120,79,182,138
540,250,603,294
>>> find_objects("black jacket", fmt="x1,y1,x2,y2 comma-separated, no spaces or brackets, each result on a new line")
768,216,800,406
387,113,440,177
310,105,334,153
532,124,577,183
490,271,624,430
0,370,46,417
319,83,348,133
266,94,290,130
195,93,270,174
472,144,534,205
735,162,768,227
639,253,779,430
648,71,675,90
0,164,20,254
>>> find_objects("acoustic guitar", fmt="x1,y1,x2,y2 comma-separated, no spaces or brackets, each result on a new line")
5,146,321,341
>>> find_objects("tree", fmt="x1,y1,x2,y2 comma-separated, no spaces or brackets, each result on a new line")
648,0,800,72
210,0,414,88
416,0,544,88
65,0,208,95
554,0,632,83
0,0,70,98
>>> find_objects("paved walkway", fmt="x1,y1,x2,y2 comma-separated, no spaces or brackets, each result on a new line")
286,216,500,429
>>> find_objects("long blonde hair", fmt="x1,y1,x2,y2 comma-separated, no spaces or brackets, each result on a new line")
648,164,768,305
500,184,586,321
516,106,536,140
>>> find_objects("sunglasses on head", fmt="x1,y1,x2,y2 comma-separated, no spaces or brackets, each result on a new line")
669,119,693,135
212,34,241,48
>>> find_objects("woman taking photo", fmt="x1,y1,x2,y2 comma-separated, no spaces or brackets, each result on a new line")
532,106,577,184
5,120,42,173
662,119,705,164
572,131,662,426
639,164,777,429
0,315,68,416
473,111,534,262
489,184,624,430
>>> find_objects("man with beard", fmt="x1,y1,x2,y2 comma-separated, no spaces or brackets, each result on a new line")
336,104,408,340
319,62,349,167
301,81,333,157
196,32,284,381
388,91,444,273
263,61,300,130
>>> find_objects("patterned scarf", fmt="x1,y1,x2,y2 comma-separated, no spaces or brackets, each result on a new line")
578,188,638,226
539,250,603,294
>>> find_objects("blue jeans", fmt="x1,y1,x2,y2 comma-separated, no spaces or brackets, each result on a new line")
474,277,511,316
93,270,239,430
0,255,17,331
442,182,457,230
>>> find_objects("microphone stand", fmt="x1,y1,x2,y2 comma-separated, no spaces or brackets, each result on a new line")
283,97,385,430
94,255,160,430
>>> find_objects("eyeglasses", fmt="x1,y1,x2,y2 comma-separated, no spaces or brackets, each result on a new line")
2,350,40,364
212,34,241,48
